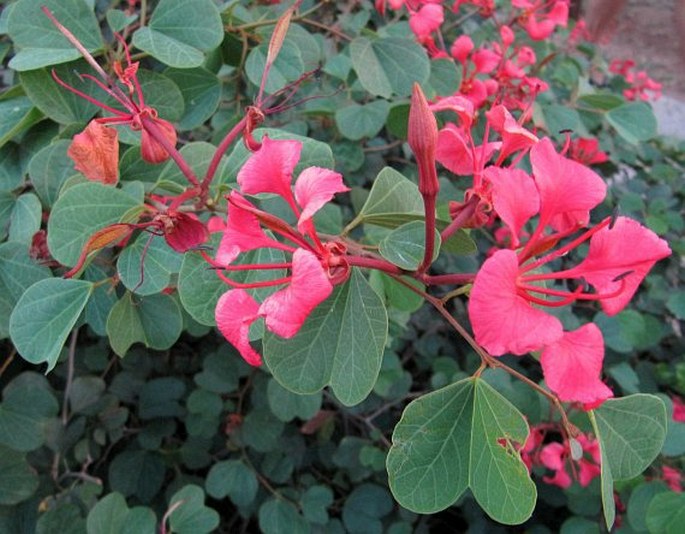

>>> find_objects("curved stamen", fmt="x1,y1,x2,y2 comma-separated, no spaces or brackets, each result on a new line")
79,73,133,111
214,270,292,289
51,70,129,117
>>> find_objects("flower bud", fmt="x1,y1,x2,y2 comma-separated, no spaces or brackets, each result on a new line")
408,83,439,196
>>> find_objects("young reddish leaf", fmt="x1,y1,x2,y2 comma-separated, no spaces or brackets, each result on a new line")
67,120,119,185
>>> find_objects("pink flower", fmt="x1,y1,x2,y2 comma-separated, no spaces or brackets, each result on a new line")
212,138,350,365
485,105,538,161
672,396,685,422
409,4,444,42
568,137,609,166
662,466,683,492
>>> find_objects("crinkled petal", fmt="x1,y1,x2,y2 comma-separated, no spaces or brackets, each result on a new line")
540,324,613,405
141,118,176,164
215,289,262,366
409,4,444,40
294,167,349,233
165,212,208,252
259,248,333,338
565,217,671,315
484,166,539,247
530,137,606,232
68,120,119,185
216,192,285,265
468,249,563,355
486,105,538,161
237,136,302,199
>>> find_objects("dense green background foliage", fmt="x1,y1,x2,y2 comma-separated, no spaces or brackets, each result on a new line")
0,0,683,532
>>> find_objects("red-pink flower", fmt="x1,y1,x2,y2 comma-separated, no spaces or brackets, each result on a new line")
485,105,538,162
212,137,350,365
539,434,601,488
672,396,685,422
409,4,444,42
568,137,609,166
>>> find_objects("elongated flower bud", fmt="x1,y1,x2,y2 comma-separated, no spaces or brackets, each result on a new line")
408,83,439,196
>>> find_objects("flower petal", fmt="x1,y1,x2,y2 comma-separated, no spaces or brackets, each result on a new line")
68,120,119,185
486,105,538,161
215,289,262,366
259,248,333,338
237,136,302,199
565,216,671,315
484,166,539,247
294,167,349,233
216,192,286,265
540,323,613,405
530,137,606,232
164,212,208,252
468,249,563,355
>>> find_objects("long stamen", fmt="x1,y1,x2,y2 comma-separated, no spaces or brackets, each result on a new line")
519,217,611,274
51,71,129,117
79,73,134,110
215,270,292,289
518,278,627,303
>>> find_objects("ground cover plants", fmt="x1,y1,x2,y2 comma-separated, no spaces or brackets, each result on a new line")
0,0,683,532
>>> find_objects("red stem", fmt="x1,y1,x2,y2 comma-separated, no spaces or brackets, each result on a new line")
202,115,248,195
418,194,437,273
140,116,200,187
440,194,479,242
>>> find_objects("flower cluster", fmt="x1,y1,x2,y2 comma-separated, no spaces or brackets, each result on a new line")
609,59,662,101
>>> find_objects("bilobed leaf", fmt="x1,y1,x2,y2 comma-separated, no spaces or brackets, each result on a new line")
206,460,258,507
106,292,182,357
606,102,657,144
342,484,393,534
47,182,141,267
348,167,424,230
9,278,93,371
259,498,310,534
0,375,58,451
168,485,220,534
7,0,103,71
386,377,536,524
264,269,388,406
379,221,441,271
646,492,685,534
0,242,53,339
267,378,322,422
335,100,390,141
86,493,157,534
589,394,668,530
350,36,430,98
0,143,23,191
131,0,223,68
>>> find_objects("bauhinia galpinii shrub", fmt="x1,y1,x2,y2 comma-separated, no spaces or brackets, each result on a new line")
2,0,683,531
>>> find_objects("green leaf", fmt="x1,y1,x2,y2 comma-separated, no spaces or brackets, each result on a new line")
138,377,185,420
0,143,23,191
8,192,41,244
0,242,52,339
541,104,585,140
245,41,305,95
0,374,58,451
348,167,424,230
164,67,222,130
36,503,87,534
169,485,220,534
259,498,310,534
379,221,441,271
86,493,157,534
627,481,669,532
267,378,322,422
194,350,240,394
301,485,334,525
106,292,183,357
20,60,100,124
577,94,624,112
132,0,223,68
206,460,258,507
83,263,118,337
0,96,43,149
10,278,93,371
350,36,430,98
109,450,165,503
342,484,393,534
335,100,390,141
47,182,141,266
0,445,39,505
606,102,657,144
28,140,78,207
428,58,462,97
589,394,668,530
646,492,685,534
7,0,103,71
386,377,536,524
264,269,388,407
117,234,182,296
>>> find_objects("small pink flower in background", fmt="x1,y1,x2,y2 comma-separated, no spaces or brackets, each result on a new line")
513,0,569,41
568,137,609,166
662,466,683,492
673,396,685,422
212,137,350,366
609,59,662,101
